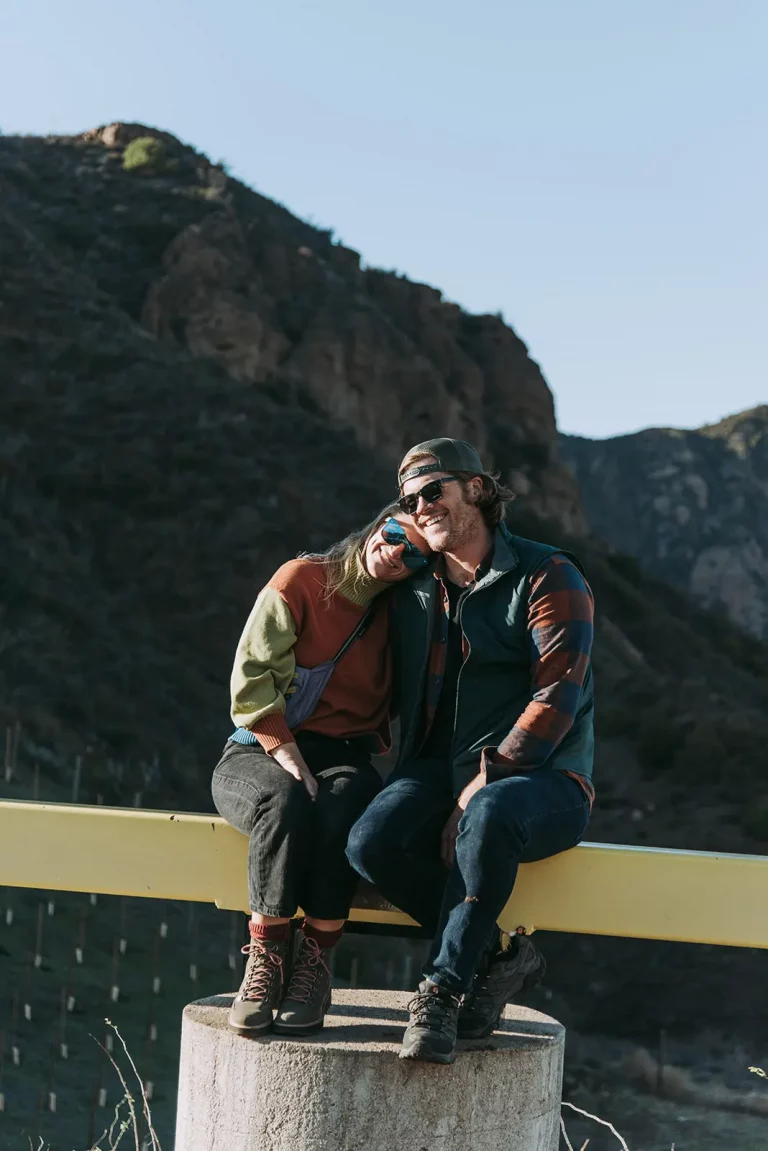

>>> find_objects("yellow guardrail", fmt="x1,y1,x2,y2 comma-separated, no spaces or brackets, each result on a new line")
1,800,767,947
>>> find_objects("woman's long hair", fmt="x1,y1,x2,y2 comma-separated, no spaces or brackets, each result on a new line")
300,502,401,599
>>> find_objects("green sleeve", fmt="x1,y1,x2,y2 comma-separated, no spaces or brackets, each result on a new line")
230,586,298,747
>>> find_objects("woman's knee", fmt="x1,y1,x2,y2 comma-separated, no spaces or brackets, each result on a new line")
316,766,381,829
211,770,262,835
269,772,315,828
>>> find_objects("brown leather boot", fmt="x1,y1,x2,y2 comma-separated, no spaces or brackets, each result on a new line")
228,927,289,1034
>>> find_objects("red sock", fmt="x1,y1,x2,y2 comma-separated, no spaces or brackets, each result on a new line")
249,919,291,943
303,921,343,949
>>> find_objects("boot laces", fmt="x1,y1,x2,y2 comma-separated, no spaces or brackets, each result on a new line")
407,986,459,1029
240,938,284,1000
469,937,539,1009
285,936,329,1004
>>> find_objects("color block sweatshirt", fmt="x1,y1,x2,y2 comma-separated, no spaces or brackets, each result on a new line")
230,556,391,752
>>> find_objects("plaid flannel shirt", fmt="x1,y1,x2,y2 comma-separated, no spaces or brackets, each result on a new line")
424,554,595,802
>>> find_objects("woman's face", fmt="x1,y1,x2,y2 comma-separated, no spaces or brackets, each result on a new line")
363,516,430,582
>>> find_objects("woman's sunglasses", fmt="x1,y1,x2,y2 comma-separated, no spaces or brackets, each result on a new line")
397,476,459,517
380,518,430,570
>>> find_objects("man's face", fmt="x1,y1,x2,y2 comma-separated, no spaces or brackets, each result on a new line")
400,468,483,553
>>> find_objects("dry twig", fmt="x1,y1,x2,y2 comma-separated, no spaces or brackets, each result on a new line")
107,1019,162,1151
562,1101,630,1150
94,1037,140,1151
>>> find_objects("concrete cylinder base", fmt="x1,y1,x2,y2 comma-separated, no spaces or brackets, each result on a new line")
174,989,564,1151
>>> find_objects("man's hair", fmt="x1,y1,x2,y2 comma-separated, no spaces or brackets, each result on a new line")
399,451,515,529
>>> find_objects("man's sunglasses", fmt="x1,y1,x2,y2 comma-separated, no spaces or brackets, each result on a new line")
380,518,430,570
397,476,459,517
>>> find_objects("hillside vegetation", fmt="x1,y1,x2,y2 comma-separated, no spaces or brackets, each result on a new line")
1,126,767,1145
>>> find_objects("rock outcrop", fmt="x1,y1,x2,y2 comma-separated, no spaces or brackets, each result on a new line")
561,407,768,638
1,123,766,832
3,124,768,1139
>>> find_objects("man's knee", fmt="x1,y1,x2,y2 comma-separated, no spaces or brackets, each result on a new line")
460,785,524,847
345,808,388,878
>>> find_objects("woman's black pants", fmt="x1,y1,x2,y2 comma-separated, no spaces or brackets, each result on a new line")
211,732,381,919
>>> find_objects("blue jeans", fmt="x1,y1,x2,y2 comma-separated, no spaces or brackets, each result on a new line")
346,760,590,993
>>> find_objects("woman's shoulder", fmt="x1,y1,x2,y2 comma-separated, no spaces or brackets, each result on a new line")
269,557,327,598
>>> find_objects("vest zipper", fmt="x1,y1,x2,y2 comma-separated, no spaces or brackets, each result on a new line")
449,569,509,787
405,586,436,760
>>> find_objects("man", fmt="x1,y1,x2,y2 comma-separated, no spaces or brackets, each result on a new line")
346,438,594,1064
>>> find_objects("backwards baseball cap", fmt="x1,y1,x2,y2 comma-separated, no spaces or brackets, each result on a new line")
398,437,487,488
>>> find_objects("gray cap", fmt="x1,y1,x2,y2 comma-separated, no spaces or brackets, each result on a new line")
398,437,487,487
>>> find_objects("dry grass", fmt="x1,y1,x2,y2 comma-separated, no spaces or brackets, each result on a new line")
21,1019,160,1151
622,1047,768,1117
89,1021,161,1151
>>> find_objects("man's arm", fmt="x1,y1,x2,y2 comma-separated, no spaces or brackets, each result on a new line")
441,555,594,865
482,554,594,780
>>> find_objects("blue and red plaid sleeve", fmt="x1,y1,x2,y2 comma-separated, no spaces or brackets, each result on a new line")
487,555,594,772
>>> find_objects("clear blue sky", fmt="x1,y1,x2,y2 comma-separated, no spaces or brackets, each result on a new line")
4,0,766,437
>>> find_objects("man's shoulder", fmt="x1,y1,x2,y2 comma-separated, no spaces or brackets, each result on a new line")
499,526,587,580
529,552,593,599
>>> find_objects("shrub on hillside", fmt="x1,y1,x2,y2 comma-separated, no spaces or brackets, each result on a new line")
741,799,768,843
597,705,639,738
637,716,687,776
673,721,728,783
123,136,170,174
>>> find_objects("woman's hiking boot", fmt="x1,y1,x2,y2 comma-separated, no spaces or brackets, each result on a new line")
274,929,333,1034
400,980,461,1064
457,931,546,1039
228,926,289,1034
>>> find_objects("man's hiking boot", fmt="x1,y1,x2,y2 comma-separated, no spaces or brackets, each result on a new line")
274,930,333,1034
228,930,289,1034
400,980,461,1064
457,931,546,1039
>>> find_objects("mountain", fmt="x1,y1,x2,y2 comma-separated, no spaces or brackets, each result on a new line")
2,122,768,1144
1,123,767,837
561,407,768,639
0,121,587,794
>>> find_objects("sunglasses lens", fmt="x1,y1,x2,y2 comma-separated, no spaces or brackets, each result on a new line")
421,480,443,504
381,523,405,545
398,495,418,515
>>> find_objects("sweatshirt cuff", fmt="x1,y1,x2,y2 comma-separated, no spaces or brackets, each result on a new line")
480,746,518,784
249,712,294,752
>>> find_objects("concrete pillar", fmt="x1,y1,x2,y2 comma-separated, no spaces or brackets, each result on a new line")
175,989,564,1151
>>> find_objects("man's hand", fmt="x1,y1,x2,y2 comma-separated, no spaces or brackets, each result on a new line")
271,741,318,800
440,771,486,868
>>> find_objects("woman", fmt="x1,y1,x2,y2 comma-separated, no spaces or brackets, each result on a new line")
213,507,428,1035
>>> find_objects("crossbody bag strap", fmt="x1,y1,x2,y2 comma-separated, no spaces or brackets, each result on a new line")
331,604,375,664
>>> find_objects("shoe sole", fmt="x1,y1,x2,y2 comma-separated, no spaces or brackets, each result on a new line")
457,966,546,1040
228,1015,274,1035
399,1048,456,1064
273,992,331,1035
272,1019,325,1035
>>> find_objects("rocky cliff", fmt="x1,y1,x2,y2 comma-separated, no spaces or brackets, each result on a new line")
561,406,768,639
0,121,581,778
1,123,767,841
3,125,768,1142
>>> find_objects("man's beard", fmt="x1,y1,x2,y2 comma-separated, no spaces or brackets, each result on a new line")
430,500,483,553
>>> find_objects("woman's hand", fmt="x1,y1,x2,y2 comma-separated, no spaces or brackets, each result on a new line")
271,741,318,800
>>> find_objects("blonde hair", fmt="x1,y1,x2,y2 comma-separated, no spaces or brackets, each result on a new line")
399,451,515,529
300,502,401,599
